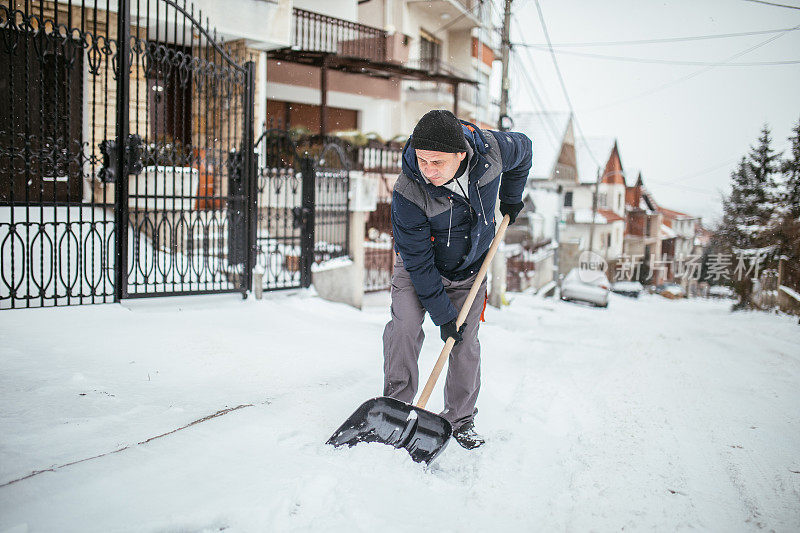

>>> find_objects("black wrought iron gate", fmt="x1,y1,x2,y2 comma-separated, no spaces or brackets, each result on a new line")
119,0,255,299
253,131,349,292
0,0,256,308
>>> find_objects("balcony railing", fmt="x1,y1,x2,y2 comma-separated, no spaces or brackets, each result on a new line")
292,8,387,63
406,58,470,80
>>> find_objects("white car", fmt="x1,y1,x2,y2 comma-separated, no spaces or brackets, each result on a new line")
560,268,611,308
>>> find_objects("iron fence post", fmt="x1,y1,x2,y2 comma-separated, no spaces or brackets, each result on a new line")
114,0,131,302
301,155,316,288
243,60,257,296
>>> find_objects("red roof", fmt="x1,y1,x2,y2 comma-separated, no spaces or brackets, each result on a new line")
659,206,693,219
602,172,626,185
598,209,625,223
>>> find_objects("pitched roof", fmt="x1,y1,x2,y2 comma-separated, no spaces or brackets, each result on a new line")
575,136,616,184
659,206,696,220
514,112,573,181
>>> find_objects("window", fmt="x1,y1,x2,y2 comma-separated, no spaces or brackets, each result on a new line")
266,100,358,134
618,193,623,211
564,191,573,207
147,45,192,147
0,28,83,203
607,233,612,249
598,192,607,208
419,30,442,71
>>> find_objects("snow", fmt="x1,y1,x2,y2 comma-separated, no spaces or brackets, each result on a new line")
612,281,644,291
1,292,799,531
736,224,768,237
573,208,607,224
779,285,800,303
661,285,685,296
661,223,677,239
504,242,555,262
732,245,778,256
310,256,353,272
708,285,735,298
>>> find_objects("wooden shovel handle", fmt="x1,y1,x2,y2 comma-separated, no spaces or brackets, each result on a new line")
415,214,511,410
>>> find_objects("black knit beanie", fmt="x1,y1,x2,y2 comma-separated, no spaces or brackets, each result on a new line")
410,110,468,153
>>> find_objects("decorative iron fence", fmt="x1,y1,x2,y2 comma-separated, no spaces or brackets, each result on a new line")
314,143,350,264
122,0,254,299
0,0,256,309
364,198,393,292
1,0,120,308
253,129,350,292
361,143,402,292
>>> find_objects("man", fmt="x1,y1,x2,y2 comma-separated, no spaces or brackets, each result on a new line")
383,109,532,450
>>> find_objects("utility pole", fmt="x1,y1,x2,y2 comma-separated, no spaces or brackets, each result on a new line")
589,167,600,253
498,0,512,130
489,0,513,308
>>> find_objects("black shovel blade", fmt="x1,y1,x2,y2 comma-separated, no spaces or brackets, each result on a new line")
327,396,452,464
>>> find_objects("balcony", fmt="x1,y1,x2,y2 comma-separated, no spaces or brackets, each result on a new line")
404,58,473,105
268,8,477,133
291,8,388,62
271,9,474,85
406,0,482,31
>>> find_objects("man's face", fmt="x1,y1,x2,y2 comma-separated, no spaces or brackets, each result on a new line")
416,149,467,187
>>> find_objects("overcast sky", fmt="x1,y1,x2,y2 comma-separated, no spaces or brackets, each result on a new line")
507,0,800,224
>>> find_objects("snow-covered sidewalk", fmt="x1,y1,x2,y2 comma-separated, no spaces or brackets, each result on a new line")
1,291,799,531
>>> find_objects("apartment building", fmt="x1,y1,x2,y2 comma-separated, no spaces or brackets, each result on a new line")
264,0,498,140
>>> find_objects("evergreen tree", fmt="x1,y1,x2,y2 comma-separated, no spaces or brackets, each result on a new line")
746,125,781,228
782,117,800,220
719,157,761,249
717,126,781,309
774,116,800,294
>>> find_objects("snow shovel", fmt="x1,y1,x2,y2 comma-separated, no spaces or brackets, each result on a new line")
327,214,511,464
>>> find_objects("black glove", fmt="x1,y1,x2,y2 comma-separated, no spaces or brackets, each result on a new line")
499,201,524,224
440,319,466,345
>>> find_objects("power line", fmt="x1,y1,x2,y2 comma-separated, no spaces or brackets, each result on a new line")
744,0,800,9
510,54,564,147
515,46,800,66
513,17,557,110
511,26,800,47
532,0,601,168
512,34,576,151
583,23,800,113
651,158,740,186
647,181,723,196
511,16,559,114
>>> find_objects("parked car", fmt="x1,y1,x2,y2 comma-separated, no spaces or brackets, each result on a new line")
708,285,735,299
611,280,644,298
655,283,686,299
560,268,610,308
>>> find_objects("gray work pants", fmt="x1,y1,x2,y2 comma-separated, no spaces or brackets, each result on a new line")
382,256,487,430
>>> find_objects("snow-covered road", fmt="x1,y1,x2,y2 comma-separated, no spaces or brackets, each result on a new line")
1,291,798,532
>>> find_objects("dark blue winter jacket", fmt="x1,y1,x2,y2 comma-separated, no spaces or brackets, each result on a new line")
391,121,532,326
